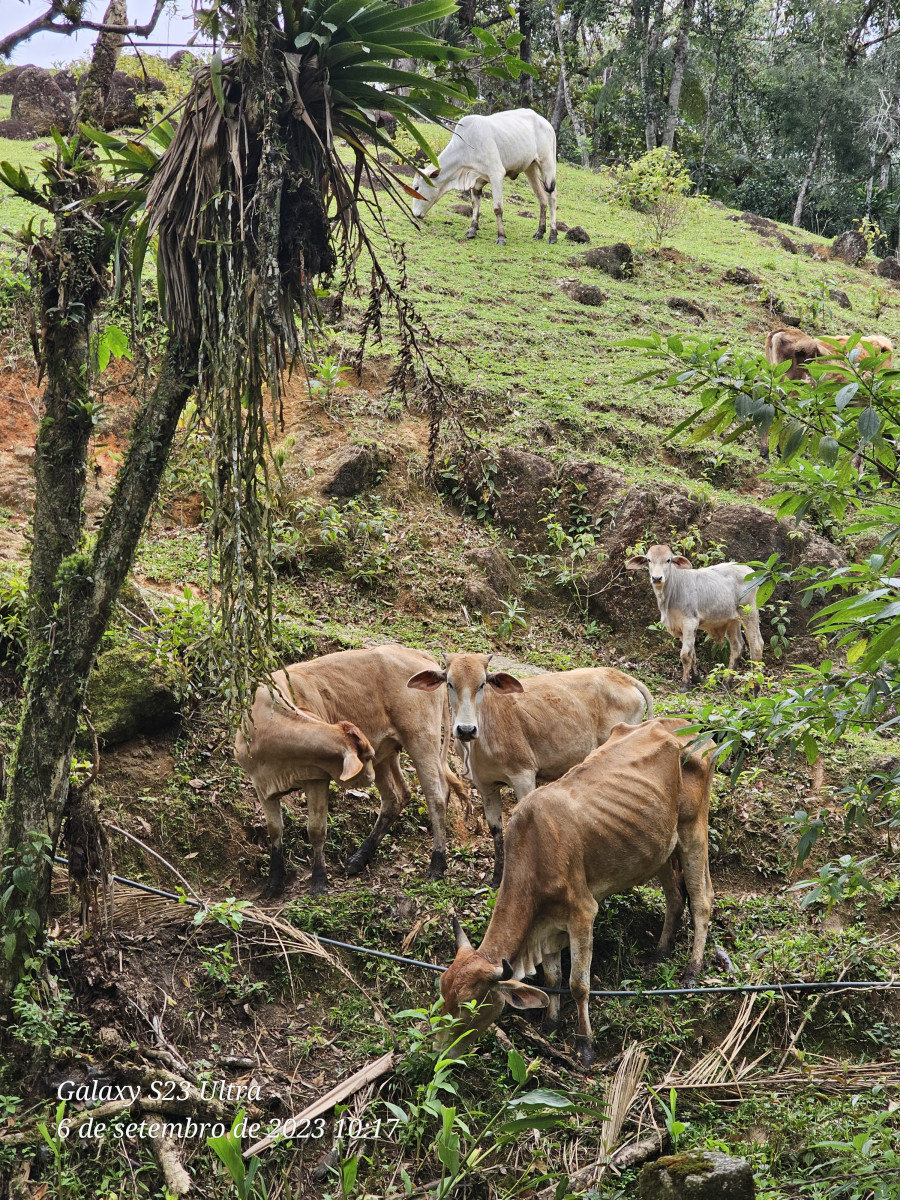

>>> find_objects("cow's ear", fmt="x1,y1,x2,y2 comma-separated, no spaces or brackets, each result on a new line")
339,721,374,760
487,672,524,694
671,556,692,569
339,750,365,781
407,669,446,691
497,980,550,1010
625,555,647,570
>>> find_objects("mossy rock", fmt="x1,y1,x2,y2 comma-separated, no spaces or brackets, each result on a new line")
84,646,181,747
639,1150,755,1199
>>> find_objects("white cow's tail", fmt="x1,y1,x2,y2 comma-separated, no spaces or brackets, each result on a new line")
636,681,655,720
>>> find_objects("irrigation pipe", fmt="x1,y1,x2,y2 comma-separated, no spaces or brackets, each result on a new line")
53,857,900,1000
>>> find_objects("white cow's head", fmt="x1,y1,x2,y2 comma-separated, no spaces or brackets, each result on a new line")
407,652,523,742
625,544,692,594
411,164,440,218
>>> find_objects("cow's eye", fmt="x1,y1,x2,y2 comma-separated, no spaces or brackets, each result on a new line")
478,683,485,692
448,682,455,692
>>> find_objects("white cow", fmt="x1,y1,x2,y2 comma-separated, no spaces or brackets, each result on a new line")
626,545,764,688
411,108,558,246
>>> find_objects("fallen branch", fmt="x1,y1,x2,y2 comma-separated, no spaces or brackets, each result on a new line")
144,1111,192,1195
244,1051,395,1157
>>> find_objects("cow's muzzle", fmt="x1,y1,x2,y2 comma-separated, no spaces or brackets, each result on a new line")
455,724,477,742
651,576,664,585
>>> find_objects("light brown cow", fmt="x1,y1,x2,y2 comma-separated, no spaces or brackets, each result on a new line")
763,328,893,458
235,646,465,896
439,718,715,1067
408,653,653,886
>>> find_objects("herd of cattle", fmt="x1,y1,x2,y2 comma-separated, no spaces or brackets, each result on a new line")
235,545,763,1059
235,114,896,1055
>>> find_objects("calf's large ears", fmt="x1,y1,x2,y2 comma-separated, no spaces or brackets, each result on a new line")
671,555,692,569
497,980,550,1010
340,751,365,781
487,671,524,694
625,555,648,570
408,669,447,691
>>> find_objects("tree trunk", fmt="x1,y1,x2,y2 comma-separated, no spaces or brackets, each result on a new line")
695,46,722,194
661,0,696,150
792,107,828,228
0,345,196,991
0,2,196,995
551,73,566,136
554,10,589,167
634,0,666,150
518,0,533,107
73,0,127,131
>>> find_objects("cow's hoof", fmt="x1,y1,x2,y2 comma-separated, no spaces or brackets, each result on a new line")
680,970,699,990
465,228,477,239
575,1036,596,1070
309,870,330,897
425,850,447,881
496,236,507,246
533,230,545,240
345,851,370,878
548,232,557,244
679,680,695,693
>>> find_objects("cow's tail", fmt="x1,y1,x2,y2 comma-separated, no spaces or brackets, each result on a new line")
636,680,655,720
441,693,468,801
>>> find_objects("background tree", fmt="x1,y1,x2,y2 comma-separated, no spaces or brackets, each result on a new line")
0,0,467,996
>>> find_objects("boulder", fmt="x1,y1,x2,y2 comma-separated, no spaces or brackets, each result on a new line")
85,646,180,747
0,119,37,140
582,242,634,279
54,69,78,94
667,296,706,320
831,230,868,266
11,67,73,136
371,108,397,136
489,448,556,546
321,444,388,497
561,280,607,306
0,65,33,96
565,225,591,243
639,1150,755,1199
465,546,520,600
566,461,627,518
876,256,900,280
723,267,760,285
829,288,852,310
168,50,200,69
776,232,797,253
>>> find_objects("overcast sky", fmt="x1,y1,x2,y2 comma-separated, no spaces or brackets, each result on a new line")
2,0,200,67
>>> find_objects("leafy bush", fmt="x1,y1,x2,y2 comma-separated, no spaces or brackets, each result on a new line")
0,564,27,670
613,147,695,247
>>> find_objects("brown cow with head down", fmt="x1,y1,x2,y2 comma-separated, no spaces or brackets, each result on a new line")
438,718,714,1067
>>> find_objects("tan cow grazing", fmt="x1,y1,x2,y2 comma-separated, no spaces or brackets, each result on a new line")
763,328,894,458
626,545,763,688
439,718,715,1067
235,646,466,896
407,653,653,887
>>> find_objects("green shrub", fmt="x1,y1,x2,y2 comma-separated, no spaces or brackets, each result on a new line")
613,147,695,248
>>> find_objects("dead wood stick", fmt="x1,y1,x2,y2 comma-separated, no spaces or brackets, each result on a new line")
244,1051,395,1157
144,1111,192,1195
504,1015,583,1072
535,1130,666,1198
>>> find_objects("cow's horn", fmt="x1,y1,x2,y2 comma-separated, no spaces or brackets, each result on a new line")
452,915,472,951
499,958,515,981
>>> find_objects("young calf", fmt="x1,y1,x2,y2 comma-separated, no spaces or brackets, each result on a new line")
408,654,653,885
235,646,465,895
626,545,763,688
438,718,715,1067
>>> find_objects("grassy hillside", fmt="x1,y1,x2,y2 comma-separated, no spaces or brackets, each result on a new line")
1,121,899,1199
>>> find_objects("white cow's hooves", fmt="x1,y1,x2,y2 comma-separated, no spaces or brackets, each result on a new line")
465,229,477,239
496,237,507,246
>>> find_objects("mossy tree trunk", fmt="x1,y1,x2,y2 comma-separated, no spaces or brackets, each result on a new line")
0,8,198,997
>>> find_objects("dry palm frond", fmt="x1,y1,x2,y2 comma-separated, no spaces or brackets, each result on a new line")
599,1042,650,1164
661,993,773,1090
